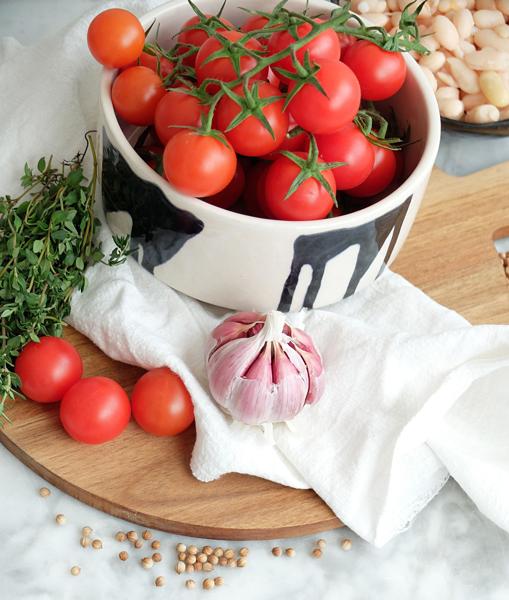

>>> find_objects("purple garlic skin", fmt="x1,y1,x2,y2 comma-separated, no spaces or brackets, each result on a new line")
206,311,324,425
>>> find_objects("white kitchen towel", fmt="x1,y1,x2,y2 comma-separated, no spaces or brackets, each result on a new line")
2,0,509,547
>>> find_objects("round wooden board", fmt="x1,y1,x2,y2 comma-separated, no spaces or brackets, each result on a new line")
1,164,508,540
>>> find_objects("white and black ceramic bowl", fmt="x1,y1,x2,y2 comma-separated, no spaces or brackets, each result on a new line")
98,0,441,312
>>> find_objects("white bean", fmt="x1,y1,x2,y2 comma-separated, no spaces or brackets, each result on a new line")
496,0,509,15
494,24,509,38
474,29,509,52
438,0,451,11
454,0,468,8
420,65,438,91
473,9,505,27
421,35,441,51
436,85,461,99
479,70,509,106
452,8,475,38
376,0,387,11
464,47,509,70
447,57,480,92
419,50,447,71
498,105,509,118
433,15,460,50
437,70,458,86
475,0,497,8
453,46,465,58
438,97,465,118
465,103,500,122
363,12,390,26
460,40,477,53
465,0,475,9
462,92,489,109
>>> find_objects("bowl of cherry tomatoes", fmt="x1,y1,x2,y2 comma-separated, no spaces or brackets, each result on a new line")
95,0,440,312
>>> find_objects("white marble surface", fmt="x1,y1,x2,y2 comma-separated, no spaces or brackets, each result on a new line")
2,2,509,599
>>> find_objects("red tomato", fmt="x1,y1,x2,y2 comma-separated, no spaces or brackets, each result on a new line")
287,60,361,134
15,336,83,404
125,51,174,79
163,130,237,197
87,8,145,68
241,14,270,33
177,15,233,65
243,161,271,217
196,31,267,92
154,88,208,145
215,81,289,156
265,152,336,220
60,377,131,444
315,123,375,190
112,66,166,126
348,145,397,198
342,41,407,101
337,32,357,51
131,367,194,436
201,161,245,209
268,21,341,83
260,127,307,160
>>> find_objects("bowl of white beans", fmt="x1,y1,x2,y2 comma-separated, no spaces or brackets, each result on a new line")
345,0,509,134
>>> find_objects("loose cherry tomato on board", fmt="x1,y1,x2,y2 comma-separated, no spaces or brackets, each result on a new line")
264,152,336,220
177,15,233,65
201,161,246,209
87,8,145,68
268,21,341,83
287,60,361,135
215,81,289,157
60,377,131,444
342,41,407,101
315,123,375,190
15,336,83,404
131,367,194,436
154,88,208,145
112,66,166,126
163,130,237,197
196,31,268,93
348,144,397,198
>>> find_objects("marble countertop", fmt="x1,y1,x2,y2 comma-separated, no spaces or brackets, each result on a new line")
2,2,509,599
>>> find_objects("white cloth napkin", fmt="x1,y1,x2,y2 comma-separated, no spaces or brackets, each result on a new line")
2,0,509,547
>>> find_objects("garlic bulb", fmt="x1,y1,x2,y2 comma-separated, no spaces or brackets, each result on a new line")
206,311,324,425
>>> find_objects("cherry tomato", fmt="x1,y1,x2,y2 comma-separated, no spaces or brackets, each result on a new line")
342,41,407,101
348,145,397,198
268,20,341,83
241,14,270,33
112,66,166,126
260,126,307,160
154,88,208,145
287,60,361,134
337,32,357,51
215,81,289,156
201,161,245,209
87,8,145,68
163,130,237,197
315,123,375,190
131,367,194,436
60,377,131,444
265,152,336,220
243,161,271,217
124,51,174,79
177,15,233,66
196,31,267,93
15,336,83,404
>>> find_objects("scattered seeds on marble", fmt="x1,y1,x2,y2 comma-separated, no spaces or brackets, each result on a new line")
55,514,66,526
155,576,166,587
70,566,81,576
152,552,162,563
115,531,127,542
237,557,247,568
203,578,215,590
285,548,296,557
80,536,91,548
134,540,143,549
176,543,187,553
176,561,186,574
214,576,224,587
272,546,282,557
119,551,129,561
341,538,352,551
92,539,103,550
127,531,138,542
39,487,51,498
312,548,322,559
142,530,153,541
185,579,196,589
151,540,161,550
239,547,249,557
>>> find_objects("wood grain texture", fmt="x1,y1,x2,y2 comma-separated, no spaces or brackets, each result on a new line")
1,164,508,539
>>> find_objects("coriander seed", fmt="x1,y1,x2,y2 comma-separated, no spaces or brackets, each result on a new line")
239,547,249,557
119,551,129,561
155,576,165,587
115,531,127,542
176,543,187,553
227,558,237,568
214,576,224,587
186,564,195,573
70,566,81,576
176,561,186,574
82,527,92,537
272,547,282,557
188,545,198,555
127,531,138,542
152,552,162,563
219,557,228,566
203,545,213,555
178,552,187,561
237,557,247,568
92,539,103,550
312,548,322,559
208,555,219,566
80,536,91,548
39,487,51,498
203,562,213,572
55,514,66,526
142,530,152,541
224,549,234,559
195,562,203,572
203,578,215,590
134,540,143,549
186,555,197,565
141,557,154,569
213,547,224,557
317,539,326,549
185,579,196,589
151,540,161,550
341,538,352,551
285,548,295,557
197,553,208,563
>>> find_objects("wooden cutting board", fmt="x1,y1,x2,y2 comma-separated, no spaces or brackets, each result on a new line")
1,163,508,540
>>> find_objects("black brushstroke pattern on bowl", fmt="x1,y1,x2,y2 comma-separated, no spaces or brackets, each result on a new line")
441,117,509,136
